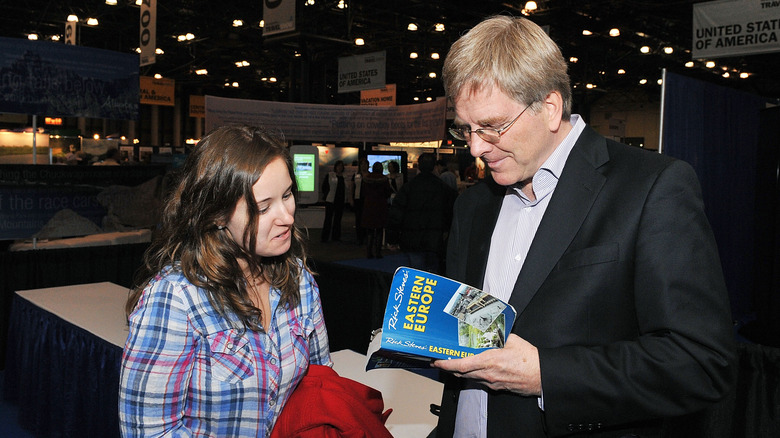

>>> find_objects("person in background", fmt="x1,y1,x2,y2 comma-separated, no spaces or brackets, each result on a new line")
320,160,347,242
385,160,405,250
119,125,331,437
360,161,393,258
433,15,735,437
389,153,457,273
94,147,121,166
351,158,370,245
436,158,459,191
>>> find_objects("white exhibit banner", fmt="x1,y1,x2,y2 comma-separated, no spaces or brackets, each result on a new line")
263,0,296,36
337,51,387,93
205,95,446,143
693,0,780,59
139,0,157,66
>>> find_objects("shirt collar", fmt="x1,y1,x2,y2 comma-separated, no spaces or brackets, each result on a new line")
509,114,586,203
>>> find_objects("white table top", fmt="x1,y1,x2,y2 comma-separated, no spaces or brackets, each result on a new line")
15,282,443,437
17,281,130,348
331,349,442,438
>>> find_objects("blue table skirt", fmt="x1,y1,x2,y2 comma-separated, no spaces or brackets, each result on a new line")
3,294,121,438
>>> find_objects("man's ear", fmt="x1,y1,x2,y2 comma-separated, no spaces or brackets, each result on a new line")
542,91,564,133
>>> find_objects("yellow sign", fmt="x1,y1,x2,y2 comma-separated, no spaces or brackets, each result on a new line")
189,95,205,118
360,84,396,106
140,76,175,106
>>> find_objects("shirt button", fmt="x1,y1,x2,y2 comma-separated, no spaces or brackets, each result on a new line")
270,357,277,365
226,342,234,350
269,399,276,407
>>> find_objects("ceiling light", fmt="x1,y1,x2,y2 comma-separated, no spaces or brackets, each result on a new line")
407,23,418,31
524,1,538,11
86,18,99,26
354,38,364,46
740,72,750,79
430,52,440,60
640,46,651,54
93,134,100,140
413,97,420,102
586,83,596,89
663,46,674,54
135,0,142,5
67,15,79,22
685,61,695,68
195,69,208,75
426,97,433,101
639,78,648,85
337,0,347,9
259,20,264,28
269,77,277,82
233,20,244,27
429,72,437,78
154,73,162,79
105,0,117,5
657,79,663,85
617,69,626,74
705,61,716,68
135,47,141,53
434,23,445,32
609,28,620,37
409,52,418,59
235,60,250,67
155,48,164,54
636,32,647,38
305,0,315,5
232,82,239,87
51,35,60,41
569,57,578,63
27,34,38,40
582,30,593,36
722,72,730,78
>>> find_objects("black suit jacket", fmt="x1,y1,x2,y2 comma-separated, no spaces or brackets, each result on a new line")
436,126,735,437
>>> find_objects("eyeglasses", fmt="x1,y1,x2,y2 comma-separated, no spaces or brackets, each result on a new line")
449,102,534,144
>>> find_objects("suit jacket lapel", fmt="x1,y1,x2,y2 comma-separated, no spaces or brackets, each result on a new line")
508,126,609,317
465,180,505,289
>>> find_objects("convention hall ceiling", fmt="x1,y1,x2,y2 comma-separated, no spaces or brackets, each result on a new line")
2,1,779,107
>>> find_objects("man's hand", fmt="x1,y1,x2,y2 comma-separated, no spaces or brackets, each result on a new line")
432,334,542,396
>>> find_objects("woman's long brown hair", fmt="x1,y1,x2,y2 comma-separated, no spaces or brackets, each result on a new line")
126,125,312,331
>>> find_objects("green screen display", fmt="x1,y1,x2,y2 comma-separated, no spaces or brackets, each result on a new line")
293,153,316,192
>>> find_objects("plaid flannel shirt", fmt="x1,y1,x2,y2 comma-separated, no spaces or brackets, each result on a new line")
119,263,331,437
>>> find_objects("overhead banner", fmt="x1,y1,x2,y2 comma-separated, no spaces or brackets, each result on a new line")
139,0,157,66
361,84,396,106
140,76,174,106
338,51,386,93
263,0,296,36
205,95,446,143
0,37,139,119
693,0,780,59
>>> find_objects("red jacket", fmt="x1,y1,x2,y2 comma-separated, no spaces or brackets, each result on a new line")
271,364,393,438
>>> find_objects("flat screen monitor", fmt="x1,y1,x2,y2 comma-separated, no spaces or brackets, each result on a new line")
366,151,407,175
290,145,319,204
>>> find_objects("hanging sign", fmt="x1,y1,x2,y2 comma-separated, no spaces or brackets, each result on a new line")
263,0,296,36
139,0,157,66
337,51,386,94
693,0,780,59
64,21,76,45
360,84,396,106
140,76,174,106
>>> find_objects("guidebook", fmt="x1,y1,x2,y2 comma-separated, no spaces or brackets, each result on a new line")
365,266,517,371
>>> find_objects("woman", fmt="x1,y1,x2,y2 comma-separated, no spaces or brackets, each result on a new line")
320,160,346,242
119,125,331,437
360,161,393,258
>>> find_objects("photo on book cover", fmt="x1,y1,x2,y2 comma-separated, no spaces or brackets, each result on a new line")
443,285,508,348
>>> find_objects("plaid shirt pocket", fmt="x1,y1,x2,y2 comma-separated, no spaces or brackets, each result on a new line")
207,330,255,384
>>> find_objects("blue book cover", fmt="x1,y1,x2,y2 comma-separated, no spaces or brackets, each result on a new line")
366,267,517,370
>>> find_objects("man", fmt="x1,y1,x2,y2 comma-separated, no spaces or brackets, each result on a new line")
432,15,735,437
436,158,459,192
389,153,457,273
